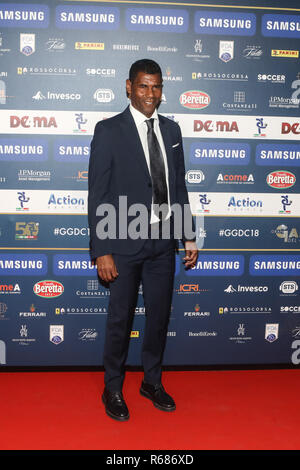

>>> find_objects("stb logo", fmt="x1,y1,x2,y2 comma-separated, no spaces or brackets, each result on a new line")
93,88,114,103
280,281,298,294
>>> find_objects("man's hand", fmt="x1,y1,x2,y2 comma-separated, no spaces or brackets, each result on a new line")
183,241,198,269
96,254,119,283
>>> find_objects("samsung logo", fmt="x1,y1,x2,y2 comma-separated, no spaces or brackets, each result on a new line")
187,255,244,276
250,255,300,275
126,8,188,32
190,142,250,165
256,144,300,166
0,254,47,275
56,6,119,30
54,138,90,162
195,11,256,35
0,4,49,28
0,138,48,161
262,14,300,37
53,255,97,276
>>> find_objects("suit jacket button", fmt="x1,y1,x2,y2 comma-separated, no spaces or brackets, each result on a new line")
148,182,152,187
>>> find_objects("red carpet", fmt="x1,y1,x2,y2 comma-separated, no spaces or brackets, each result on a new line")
0,369,299,450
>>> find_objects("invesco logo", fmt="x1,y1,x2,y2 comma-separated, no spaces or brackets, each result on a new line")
180,90,210,109
266,170,296,189
185,170,205,184
33,280,64,298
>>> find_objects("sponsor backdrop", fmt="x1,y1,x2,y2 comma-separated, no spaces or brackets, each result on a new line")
0,0,300,367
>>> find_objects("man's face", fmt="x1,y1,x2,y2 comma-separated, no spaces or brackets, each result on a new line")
126,71,163,118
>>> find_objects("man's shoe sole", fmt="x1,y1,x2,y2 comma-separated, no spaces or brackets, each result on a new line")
140,388,176,412
102,395,130,421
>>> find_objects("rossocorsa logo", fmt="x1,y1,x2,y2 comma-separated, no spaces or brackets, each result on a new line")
125,8,189,33
0,254,47,275
180,91,210,109
53,254,97,276
33,280,64,298
256,144,300,166
0,4,49,28
186,255,244,276
250,255,300,275
194,11,256,35
190,142,250,165
55,5,120,30
0,138,48,161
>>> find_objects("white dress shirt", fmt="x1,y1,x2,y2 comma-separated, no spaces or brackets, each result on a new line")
129,104,171,223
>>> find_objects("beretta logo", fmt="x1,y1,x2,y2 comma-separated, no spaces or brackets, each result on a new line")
266,170,296,189
180,90,210,109
33,280,64,298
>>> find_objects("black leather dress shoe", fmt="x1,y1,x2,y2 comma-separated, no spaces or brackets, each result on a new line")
140,381,176,411
102,388,129,421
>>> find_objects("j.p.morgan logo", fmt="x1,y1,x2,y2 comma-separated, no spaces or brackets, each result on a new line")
33,280,64,298
180,90,210,109
266,170,296,189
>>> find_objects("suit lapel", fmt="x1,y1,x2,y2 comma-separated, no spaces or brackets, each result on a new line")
159,116,176,185
120,107,151,181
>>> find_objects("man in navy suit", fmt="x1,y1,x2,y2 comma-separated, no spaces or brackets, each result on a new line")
88,59,198,421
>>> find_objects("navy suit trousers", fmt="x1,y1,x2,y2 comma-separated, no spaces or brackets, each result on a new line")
103,237,175,391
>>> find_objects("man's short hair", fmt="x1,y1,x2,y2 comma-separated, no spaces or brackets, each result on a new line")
129,59,162,83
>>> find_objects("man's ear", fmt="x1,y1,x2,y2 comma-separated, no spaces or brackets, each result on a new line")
126,79,131,98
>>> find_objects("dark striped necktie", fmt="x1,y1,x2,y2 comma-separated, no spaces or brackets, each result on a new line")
145,118,168,219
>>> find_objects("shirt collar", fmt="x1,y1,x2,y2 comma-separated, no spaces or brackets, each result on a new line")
129,104,158,127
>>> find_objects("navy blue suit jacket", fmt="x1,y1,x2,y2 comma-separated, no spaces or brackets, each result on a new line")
88,106,193,259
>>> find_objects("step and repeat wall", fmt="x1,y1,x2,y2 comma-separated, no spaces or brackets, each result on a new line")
0,0,300,366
